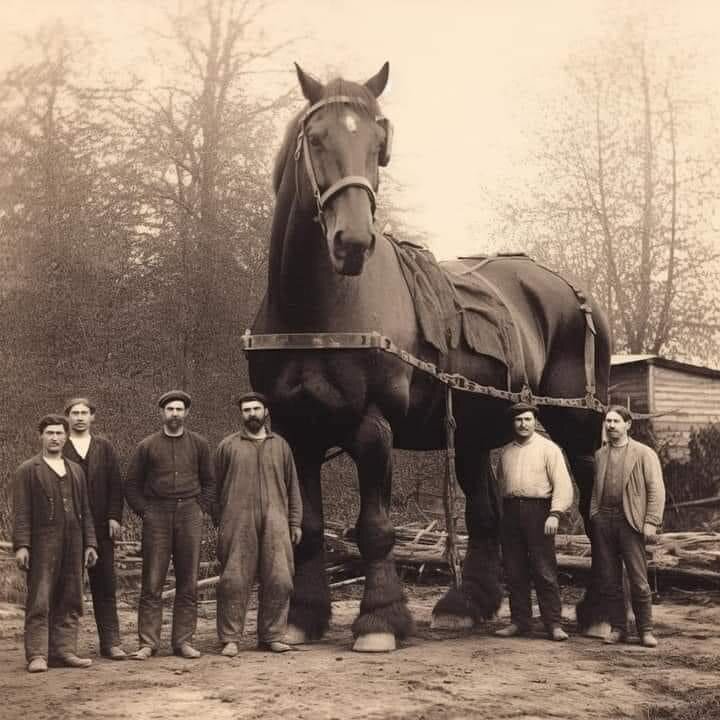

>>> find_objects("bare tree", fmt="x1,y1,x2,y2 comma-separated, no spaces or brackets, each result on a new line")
496,20,720,360
117,0,296,389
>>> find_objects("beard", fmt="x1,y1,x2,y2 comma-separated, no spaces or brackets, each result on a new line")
245,417,264,434
165,417,183,431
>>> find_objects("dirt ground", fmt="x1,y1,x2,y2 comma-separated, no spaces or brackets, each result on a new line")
1,585,719,720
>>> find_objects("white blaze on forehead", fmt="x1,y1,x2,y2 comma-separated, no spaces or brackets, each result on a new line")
344,114,358,133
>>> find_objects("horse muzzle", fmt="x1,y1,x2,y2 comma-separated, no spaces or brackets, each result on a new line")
331,229,376,275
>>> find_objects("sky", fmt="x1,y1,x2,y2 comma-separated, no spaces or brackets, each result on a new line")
1,0,719,259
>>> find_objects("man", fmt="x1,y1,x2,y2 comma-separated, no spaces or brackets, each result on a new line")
494,402,574,641
124,390,214,660
589,405,665,648
63,397,126,660
214,391,302,656
13,414,99,673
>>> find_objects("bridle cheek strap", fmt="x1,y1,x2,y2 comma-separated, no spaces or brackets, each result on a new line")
295,95,379,227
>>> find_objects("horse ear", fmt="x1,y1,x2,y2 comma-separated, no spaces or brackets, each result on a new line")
295,63,324,104
364,62,389,98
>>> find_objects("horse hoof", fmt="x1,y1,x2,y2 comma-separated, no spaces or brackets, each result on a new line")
430,614,474,631
283,624,309,645
584,621,611,639
352,633,396,652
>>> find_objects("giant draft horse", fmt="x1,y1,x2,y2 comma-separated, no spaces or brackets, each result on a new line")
248,62,611,652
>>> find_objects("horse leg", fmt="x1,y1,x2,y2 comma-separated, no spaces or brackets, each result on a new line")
564,451,606,635
347,408,414,652
432,438,503,629
286,447,331,643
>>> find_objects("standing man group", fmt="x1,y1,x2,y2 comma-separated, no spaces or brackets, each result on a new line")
13,389,304,671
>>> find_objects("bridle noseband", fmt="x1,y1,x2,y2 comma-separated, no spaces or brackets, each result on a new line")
294,95,388,230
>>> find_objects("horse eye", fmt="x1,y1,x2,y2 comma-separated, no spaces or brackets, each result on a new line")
308,134,322,148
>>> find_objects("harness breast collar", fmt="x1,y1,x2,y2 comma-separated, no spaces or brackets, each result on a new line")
294,95,387,229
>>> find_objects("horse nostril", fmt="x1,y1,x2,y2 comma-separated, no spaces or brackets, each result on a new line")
333,230,345,257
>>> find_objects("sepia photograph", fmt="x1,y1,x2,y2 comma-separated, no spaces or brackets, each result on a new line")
1,1,719,718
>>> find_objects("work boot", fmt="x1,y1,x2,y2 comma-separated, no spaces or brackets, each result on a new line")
174,643,201,659
495,623,529,638
221,642,239,657
130,646,154,661
549,625,569,642
603,629,627,645
27,657,48,673
258,641,292,653
57,653,92,668
641,632,658,648
102,646,128,660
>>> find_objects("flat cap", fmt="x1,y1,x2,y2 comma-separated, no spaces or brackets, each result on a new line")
158,390,192,408
507,401,538,418
236,391,269,407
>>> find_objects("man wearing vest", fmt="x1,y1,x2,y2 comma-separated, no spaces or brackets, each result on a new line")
13,414,98,672
590,405,665,648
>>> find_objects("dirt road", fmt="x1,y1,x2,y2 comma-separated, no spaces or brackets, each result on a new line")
1,586,719,720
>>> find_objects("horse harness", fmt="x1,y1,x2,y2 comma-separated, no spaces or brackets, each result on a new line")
294,94,393,233
242,252,605,415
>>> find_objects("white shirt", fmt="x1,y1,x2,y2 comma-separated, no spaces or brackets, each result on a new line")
70,435,91,459
43,456,67,477
496,433,574,514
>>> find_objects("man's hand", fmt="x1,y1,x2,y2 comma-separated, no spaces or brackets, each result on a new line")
290,526,302,546
85,547,98,568
15,547,30,571
643,523,658,542
544,515,559,536
108,519,122,541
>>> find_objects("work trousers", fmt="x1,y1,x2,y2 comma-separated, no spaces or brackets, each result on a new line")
590,508,653,634
216,509,294,645
24,517,84,662
88,534,121,652
138,498,202,651
501,497,562,630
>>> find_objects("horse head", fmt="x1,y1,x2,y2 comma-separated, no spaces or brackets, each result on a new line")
293,62,391,276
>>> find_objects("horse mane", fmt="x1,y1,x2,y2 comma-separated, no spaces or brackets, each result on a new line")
271,77,382,195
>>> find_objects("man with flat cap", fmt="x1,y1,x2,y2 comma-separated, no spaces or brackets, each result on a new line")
214,391,302,656
494,402,574,641
125,390,214,659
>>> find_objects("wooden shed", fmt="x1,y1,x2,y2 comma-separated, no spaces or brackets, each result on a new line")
610,354,720,460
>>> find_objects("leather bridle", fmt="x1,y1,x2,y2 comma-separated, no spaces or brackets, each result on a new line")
294,95,387,231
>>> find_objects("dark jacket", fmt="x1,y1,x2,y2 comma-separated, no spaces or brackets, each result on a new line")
124,430,214,515
63,435,123,535
12,454,98,552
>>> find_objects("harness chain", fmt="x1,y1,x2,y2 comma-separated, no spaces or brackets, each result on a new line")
241,330,605,413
